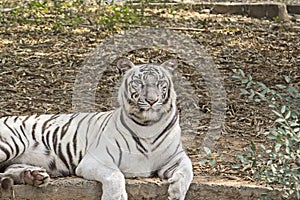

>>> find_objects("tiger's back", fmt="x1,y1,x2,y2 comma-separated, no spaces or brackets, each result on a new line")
0,112,112,176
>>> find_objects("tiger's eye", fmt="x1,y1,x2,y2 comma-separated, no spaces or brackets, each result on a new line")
131,80,143,90
158,80,168,92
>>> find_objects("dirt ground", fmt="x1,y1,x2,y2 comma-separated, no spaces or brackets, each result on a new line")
0,1,299,187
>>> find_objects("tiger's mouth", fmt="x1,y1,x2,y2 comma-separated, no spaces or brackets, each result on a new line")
138,105,160,112
137,101,163,111
127,105,165,125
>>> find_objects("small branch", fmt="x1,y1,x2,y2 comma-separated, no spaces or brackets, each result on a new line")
165,27,207,32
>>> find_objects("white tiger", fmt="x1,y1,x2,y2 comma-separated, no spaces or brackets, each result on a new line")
0,58,193,200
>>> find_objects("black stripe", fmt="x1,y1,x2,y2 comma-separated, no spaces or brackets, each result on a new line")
0,144,10,162
115,121,131,153
31,122,37,142
152,111,178,145
10,136,19,159
3,117,34,158
19,125,29,148
162,78,172,105
115,140,122,167
120,110,148,156
33,142,39,148
72,130,78,157
13,127,26,155
152,131,171,152
44,149,50,156
58,143,70,171
79,151,83,163
34,114,41,119
48,159,57,171
129,112,163,126
42,130,51,150
41,114,60,135
166,143,182,161
52,127,59,154
46,130,52,149
94,112,107,124
162,87,171,105
106,146,116,164
4,139,14,158
84,113,107,150
163,159,182,179
13,116,18,123
60,114,78,140
66,142,74,173
86,113,101,134
3,118,18,137
95,113,113,147
22,115,31,129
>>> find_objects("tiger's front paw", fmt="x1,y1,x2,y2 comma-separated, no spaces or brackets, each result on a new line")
168,172,188,200
23,167,50,187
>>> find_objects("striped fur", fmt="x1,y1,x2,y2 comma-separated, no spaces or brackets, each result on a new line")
0,59,193,200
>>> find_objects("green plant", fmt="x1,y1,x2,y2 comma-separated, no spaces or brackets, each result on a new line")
96,3,142,31
199,147,224,166
233,69,300,199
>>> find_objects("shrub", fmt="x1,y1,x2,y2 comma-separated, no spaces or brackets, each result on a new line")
233,69,300,199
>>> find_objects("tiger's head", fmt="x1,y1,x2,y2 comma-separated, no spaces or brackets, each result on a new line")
117,58,177,125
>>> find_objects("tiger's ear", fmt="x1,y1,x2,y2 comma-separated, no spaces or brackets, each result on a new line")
117,58,135,74
160,59,177,74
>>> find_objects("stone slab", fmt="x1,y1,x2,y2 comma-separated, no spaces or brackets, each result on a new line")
0,177,282,200
287,5,300,14
132,2,293,20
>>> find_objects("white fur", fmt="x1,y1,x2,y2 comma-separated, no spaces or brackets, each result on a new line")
0,60,193,200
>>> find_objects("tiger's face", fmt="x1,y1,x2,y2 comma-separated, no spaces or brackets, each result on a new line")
118,59,177,125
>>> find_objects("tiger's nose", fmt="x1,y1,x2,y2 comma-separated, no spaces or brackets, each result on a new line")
145,98,158,106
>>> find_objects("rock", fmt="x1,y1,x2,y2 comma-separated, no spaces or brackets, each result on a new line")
206,2,291,21
0,177,281,200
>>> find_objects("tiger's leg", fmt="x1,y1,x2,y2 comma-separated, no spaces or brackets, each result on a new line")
0,164,50,189
159,153,193,200
76,157,127,200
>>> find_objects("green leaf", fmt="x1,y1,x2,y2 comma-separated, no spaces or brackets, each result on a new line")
232,74,241,79
275,118,285,123
199,159,208,165
286,146,290,154
242,79,248,84
203,147,211,156
266,149,272,154
285,110,291,120
231,164,241,169
255,91,266,100
248,75,252,81
284,76,291,83
276,84,287,89
271,164,277,173
246,81,252,88
209,158,216,166
281,105,286,114
285,138,290,147
240,88,249,95
275,143,282,152
257,82,267,89
248,89,255,100
236,155,248,164
272,110,282,117
250,141,256,152
267,135,277,140
238,69,245,78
